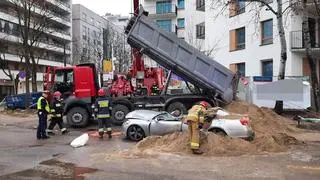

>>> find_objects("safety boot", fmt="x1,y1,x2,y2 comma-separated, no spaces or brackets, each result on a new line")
106,131,112,139
47,132,55,136
98,131,104,139
192,149,203,155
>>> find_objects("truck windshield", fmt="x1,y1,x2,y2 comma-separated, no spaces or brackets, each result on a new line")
167,74,198,95
53,69,74,96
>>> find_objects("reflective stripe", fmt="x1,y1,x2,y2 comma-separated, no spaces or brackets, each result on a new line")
61,128,67,132
56,114,62,117
97,114,110,118
191,142,199,148
91,105,95,108
55,103,61,107
94,108,98,112
51,109,56,112
106,127,112,131
98,100,109,108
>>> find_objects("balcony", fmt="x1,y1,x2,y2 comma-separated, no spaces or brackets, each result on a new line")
290,30,320,52
0,31,71,55
45,0,71,13
147,4,177,19
196,0,205,11
0,11,71,41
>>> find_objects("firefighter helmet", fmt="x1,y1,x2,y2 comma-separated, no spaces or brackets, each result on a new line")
53,91,61,98
199,101,210,109
98,89,105,97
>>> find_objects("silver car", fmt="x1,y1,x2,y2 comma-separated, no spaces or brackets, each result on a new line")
122,110,254,141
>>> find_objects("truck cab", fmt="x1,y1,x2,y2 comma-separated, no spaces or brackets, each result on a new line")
44,64,99,127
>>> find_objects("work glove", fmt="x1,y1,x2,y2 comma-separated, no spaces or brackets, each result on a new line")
184,120,192,125
198,123,204,129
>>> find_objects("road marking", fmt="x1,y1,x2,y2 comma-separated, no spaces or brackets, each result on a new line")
287,165,320,171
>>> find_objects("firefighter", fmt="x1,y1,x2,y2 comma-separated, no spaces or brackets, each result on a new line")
47,91,67,135
93,88,112,139
151,82,159,95
184,101,211,154
37,90,51,140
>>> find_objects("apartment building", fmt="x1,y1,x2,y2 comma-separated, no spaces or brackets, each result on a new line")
141,0,206,66
205,0,320,78
0,0,72,98
72,4,106,65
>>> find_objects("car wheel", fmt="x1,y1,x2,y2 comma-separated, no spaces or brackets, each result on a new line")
167,102,187,117
210,128,227,136
112,104,129,125
127,125,145,141
67,107,89,128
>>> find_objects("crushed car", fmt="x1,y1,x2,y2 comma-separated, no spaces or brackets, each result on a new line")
122,109,255,141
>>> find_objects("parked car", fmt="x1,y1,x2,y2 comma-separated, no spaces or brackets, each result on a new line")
122,110,255,141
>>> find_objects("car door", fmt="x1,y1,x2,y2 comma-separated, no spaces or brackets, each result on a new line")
149,113,182,136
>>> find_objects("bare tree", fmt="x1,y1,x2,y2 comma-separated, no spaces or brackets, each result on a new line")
298,0,320,111
0,42,20,95
8,0,55,96
104,24,131,73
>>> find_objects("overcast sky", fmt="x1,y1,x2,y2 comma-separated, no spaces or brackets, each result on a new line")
73,0,133,17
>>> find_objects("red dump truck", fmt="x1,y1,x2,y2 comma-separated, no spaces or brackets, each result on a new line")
43,7,238,127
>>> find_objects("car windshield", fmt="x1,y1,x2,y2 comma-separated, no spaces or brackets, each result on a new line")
155,112,177,121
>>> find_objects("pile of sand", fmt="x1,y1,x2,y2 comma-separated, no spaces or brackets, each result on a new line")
133,101,302,156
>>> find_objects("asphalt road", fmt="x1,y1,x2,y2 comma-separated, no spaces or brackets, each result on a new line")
0,113,320,180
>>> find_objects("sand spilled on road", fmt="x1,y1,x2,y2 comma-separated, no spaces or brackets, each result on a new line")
133,101,302,156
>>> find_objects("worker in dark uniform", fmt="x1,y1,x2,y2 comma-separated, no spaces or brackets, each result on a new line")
37,90,51,139
151,82,160,96
47,91,67,135
93,88,112,139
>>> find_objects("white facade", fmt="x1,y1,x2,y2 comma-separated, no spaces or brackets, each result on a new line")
0,0,72,98
141,0,206,66
205,0,320,77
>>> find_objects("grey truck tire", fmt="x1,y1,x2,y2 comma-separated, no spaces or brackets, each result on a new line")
167,102,187,117
66,107,89,128
112,104,129,125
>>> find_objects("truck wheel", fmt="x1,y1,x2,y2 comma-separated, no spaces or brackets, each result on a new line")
67,107,89,128
167,102,187,117
112,104,129,125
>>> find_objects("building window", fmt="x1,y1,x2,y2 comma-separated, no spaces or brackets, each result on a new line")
177,0,185,9
261,19,273,45
82,13,87,21
196,23,205,39
229,63,245,76
177,18,185,28
230,27,245,51
90,17,94,25
229,0,245,17
196,0,205,11
156,19,172,32
261,60,273,76
156,1,172,14
82,25,87,40
237,63,246,76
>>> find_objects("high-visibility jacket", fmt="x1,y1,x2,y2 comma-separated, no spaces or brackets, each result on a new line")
50,99,63,118
185,105,205,124
93,97,112,119
37,96,50,113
